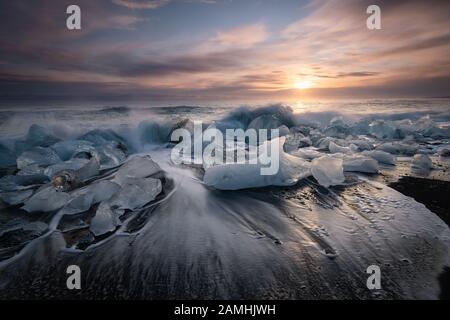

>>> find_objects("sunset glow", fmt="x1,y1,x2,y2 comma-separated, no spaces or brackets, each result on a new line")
294,80,313,90
0,0,449,103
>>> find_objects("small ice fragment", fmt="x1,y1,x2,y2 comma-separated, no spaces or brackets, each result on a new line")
289,125,310,136
324,117,350,138
14,124,60,154
79,129,126,146
0,174,49,192
315,137,337,151
17,147,61,169
290,147,323,160
0,189,34,205
59,180,120,216
0,143,16,167
411,154,432,170
44,158,90,178
75,157,100,181
329,141,354,154
96,141,127,169
343,155,379,173
369,120,399,139
59,192,95,216
348,139,373,151
439,148,450,157
109,177,162,210
51,140,96,161
17,164,45,176
22,187,70,212
113,155,161,185
311,155,345,187
284,132,305,153
362,150,397,165
89,202,121,237
376,142,418,156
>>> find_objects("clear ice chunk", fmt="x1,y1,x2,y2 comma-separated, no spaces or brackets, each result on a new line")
109,177,162,210
204,137,311,190
89,202,121,237
17,147,61,169
0,174,49,192
411,154,433,170
0,143,16,167
362,150,396,165
59,180,120,216
343,155,379,173
22,187,71,212
113,155,161,185
14,124,60,154
50,140,96,161
0,189,34,205
44,158,90,177
311,155,345,187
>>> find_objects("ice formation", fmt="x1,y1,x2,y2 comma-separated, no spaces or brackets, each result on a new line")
0,143,16,167
439,148,450,157
16,147,61,169
376,142,418,156
362,150,397,165
51,140,96,161
411,154,433,170
310,155,345,187
109,177,162,210
342,155,379,173
0,174,49,192
22,187,71,213
44,158,90,178
0,189,34,206
90,202,122,236
283,132,306,153
204,137,311,190
14,124,60,154
324,117,351,138
290,147,323,160
59,180,121,216
113,155,161,185
328,141,357,154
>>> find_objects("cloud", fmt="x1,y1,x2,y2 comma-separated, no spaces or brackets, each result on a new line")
211,23,269,49
110,51,242,77
112,0,170,9
0,0,449,101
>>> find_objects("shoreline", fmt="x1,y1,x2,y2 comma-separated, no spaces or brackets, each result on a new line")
388,176,450,300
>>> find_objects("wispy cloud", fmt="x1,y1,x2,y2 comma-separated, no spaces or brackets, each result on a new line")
112,0,170,10
210,23,269,49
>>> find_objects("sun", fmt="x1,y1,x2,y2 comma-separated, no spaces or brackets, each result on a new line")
294,80,313,90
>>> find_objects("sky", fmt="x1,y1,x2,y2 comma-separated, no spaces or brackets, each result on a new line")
0,0,449,104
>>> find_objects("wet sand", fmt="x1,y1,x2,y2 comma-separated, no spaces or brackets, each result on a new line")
389,176,450,299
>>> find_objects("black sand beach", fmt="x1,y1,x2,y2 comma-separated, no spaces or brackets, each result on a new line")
389,176,450,299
